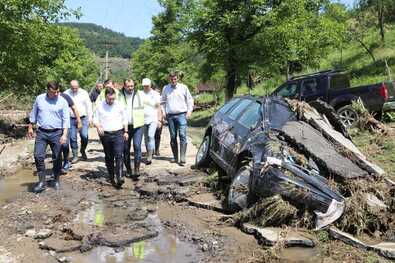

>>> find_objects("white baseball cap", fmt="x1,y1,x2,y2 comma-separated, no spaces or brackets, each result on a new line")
142,78,151,86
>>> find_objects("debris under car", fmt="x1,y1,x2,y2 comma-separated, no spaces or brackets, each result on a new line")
195,96,394,243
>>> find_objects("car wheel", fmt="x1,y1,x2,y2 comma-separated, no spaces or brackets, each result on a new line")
337,105,359,128
195,134,212,168
228,164,252,212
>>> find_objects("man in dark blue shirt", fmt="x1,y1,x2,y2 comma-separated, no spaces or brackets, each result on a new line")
28,81,70,193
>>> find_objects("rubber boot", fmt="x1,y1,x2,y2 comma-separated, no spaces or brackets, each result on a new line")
71,149,78,164
80,150,87,161
33,173,46,193
170,143,178,163
115,158,124,188
53,174,60,190
179,143,187,166
146,150,153,165
132,161,141,181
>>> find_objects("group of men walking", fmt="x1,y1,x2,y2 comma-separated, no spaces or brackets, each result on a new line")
28,72,194,192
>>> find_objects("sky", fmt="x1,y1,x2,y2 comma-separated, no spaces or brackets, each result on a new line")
64,0,356,39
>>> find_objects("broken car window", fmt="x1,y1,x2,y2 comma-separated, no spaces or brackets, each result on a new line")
228,99,252,120
237,102,261,129
275,83,299,98
218,98,241,115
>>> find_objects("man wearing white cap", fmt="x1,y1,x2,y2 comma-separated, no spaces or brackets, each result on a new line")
142,78,162,165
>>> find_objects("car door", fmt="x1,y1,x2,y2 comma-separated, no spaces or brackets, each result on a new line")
217,99,254,170
300,78,324,102
273,82,300,99
227,101,262,169
210,98,241,155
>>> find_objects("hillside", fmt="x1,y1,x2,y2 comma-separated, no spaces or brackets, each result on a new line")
60,22,144,58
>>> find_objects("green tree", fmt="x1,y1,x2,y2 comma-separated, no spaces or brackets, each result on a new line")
0,0,97,94
132,0,201,89
358,0,395,42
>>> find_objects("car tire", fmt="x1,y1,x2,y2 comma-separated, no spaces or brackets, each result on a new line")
337,105,359,128
195,134,212,168
228,164,252,212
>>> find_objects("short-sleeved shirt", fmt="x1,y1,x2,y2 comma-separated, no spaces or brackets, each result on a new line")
60,93,74,108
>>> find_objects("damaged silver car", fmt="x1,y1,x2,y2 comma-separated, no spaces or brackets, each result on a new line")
195,96,384,229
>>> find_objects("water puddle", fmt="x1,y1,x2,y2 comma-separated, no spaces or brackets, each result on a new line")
279,247,321,262
69,194,202,263
0,169,34,204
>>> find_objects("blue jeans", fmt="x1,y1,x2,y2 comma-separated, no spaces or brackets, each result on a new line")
144,122,158,152
70,117,89,153
167,113,187,148
34,128,63,176
124,125,143,171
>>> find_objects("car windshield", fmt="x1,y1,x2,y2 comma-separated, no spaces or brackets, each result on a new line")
260,98,296,129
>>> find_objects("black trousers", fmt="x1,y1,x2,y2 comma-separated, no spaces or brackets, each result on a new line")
155,125,162,153
123,124,143,171
100,130,124,178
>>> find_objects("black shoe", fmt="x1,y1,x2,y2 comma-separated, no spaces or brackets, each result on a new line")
154,150,160,156
107,173,116,186
116,174,124,188
33,173,46,193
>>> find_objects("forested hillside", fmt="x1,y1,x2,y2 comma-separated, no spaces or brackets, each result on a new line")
61,22,144,58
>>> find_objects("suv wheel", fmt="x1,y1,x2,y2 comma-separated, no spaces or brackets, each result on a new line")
228,164,252,212
195,134,212,168
337,105,359,128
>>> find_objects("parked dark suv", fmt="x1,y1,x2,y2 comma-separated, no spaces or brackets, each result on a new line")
195,96,381,229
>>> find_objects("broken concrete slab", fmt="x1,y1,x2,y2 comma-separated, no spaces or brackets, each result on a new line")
280,121,369,179
370,242,395,259
39,238,82,253
329,227,395,260
25,229,53,239
328,227,367,250
185,193,228,214
241,224,315,247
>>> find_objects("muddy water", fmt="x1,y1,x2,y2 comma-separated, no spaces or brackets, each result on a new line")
279,247,321,262
0,169,34,204
69,195,202,263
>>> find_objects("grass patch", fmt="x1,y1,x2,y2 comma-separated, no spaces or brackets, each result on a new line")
189,107,216,127
188,126,206,147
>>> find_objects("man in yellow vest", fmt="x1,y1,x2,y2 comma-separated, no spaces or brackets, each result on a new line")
118,79,145,179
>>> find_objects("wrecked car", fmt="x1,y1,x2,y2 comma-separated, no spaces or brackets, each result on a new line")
195,96,385,229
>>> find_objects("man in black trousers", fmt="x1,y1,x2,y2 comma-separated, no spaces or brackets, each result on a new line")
93,87,128,188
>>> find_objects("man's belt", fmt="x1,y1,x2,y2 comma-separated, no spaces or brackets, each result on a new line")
103,129,123,135
38,127,62,132
71,115,86,119
167,112,186,116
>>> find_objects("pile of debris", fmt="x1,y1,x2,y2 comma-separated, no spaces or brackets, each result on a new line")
231,99,395,259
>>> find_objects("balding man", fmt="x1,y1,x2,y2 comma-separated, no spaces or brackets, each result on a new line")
64,80,92,163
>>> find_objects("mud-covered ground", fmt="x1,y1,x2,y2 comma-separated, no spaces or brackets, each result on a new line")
0,124,393,262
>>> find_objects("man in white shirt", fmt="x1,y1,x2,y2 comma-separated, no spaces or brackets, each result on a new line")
93,87,128,188
142,78,162,165
64,80,93,163
161,72,194,166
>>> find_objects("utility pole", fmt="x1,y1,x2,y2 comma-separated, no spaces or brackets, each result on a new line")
104,50,109,80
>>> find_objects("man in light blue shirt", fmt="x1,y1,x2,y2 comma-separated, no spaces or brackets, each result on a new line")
28,81,70,193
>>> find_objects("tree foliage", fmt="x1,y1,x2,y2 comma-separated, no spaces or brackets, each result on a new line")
0,0,98,94
61,22,144,58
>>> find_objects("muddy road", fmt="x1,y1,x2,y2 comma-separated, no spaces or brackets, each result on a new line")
0,125,393,263
0,128,269,263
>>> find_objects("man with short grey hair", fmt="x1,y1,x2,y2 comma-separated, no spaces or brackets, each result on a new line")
64,80,92,163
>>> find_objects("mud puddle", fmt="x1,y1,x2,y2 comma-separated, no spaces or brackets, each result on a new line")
66,193,203,263
0,169,34,205
279,247,321,262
